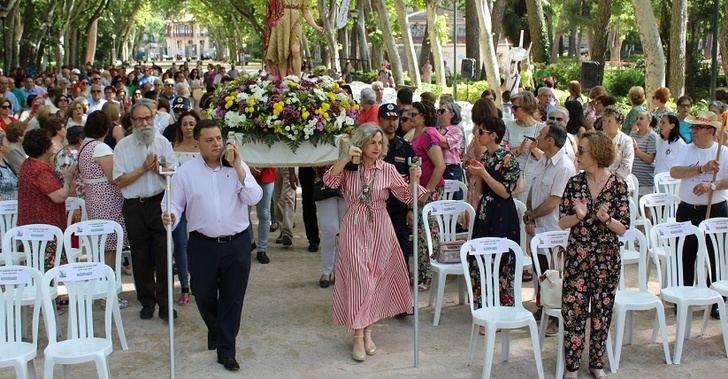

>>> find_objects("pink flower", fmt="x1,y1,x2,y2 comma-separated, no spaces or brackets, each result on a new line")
603,297,610,305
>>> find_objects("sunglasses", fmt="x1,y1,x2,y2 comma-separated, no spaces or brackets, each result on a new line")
0,105,10,109
438,108,448,114
577,146,589,156
165,84,174,87
548,116,564,122
91,90,102,93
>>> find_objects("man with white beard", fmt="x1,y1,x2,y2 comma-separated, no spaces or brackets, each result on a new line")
113,101,178,320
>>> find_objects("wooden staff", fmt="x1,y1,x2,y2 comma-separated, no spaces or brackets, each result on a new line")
706,111,728,218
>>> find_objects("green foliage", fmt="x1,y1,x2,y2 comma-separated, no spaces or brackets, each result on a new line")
351,70,378,83
313,65,328,76
603,68,645,98
434,14,449,45
543,60,581,90
453,81,489,103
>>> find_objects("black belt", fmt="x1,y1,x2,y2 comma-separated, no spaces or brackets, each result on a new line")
125,192,164,203
190,230,245,243
679,201,727,210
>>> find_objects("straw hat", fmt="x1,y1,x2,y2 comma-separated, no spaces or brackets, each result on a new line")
685,111,723,129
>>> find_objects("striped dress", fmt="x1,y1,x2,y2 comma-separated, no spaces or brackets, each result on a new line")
324,160,426,329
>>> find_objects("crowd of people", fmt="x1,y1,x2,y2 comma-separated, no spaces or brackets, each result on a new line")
3,59,728,375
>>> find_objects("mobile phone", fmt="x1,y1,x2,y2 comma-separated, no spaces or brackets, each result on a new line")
524,136,536,141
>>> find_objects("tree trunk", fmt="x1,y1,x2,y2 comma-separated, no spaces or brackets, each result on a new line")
720,0,728,85
356,0,370,71
419,23,431,70
11,5,22,69
465,0,480,67
394,0,420,87
591,0,612,84
475,0,502,106
317,0,340,71
371,0,404,86
550,5,566,62
84,18,99,65
568,26,577,57
668,0,687,97
426,0,445,89
525,0,549,62
608,25,624,64
632,0,665,97
491,0,507,45
338,27,348,66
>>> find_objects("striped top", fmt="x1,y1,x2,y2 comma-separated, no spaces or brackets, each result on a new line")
629,129,657,189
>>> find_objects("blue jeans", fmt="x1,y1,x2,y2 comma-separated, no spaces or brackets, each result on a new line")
249,182,274,252
172,211,189,289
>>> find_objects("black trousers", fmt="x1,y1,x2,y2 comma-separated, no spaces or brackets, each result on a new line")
188,229,251,360
122,193,169,311
389,210,411,273
675,201,728,286
298,167,320,244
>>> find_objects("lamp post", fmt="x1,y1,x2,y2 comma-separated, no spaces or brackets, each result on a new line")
112,34,117,66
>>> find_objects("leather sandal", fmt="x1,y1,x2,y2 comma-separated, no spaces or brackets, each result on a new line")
352,335,366,361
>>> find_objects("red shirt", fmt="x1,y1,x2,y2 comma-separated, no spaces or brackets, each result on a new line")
0,116,17,131
17,158,66,231
356,104,379,126
256,167,275,184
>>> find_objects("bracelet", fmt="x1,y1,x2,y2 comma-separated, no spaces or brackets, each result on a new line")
699,164,704,174
605,217,612,226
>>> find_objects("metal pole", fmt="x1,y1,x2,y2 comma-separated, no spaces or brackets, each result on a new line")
409,157,421,368
160,159,176,379
452,1,458,99
709,0,720,101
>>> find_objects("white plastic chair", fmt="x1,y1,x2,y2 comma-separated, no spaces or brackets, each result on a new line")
653,172,680,196
0,200,18,254
41,262,115,379
65,197,88,229
442,179,469,201
460,237,545,379
699,218,728,333
651,221,728,364
0,265,42,379
512,199,535,298
423,200,475,326
640,193,680,287
63,220,128,351
611,228,672,372
620,198,642,268
529,230,569,379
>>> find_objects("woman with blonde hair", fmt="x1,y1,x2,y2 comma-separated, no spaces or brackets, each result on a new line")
324,123,426,362
66,99,87,128
503,91,544,203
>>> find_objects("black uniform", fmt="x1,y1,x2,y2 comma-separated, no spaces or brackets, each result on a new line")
385,135,417,271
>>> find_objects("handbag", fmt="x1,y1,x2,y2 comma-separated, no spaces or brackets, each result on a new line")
313,178,340,201
434,240,465,263
512,150,532,195
539,269,563,309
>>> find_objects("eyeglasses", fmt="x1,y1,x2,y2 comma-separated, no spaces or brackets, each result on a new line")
548,116,564,122
92,77,100,81
0,105,10,109
577,146,590,156
438,109,448,114
134,92,142,96
133,116,153,124
91,90,101,93
80,81,88,85
165,84,174,87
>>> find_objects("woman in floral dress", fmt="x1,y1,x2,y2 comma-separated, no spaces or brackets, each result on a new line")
464,110,521,312
324,123,425,362
559,131,629,379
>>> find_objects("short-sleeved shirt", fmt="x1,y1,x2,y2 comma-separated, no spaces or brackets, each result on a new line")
678,120,692,143
531,149,576,231
17,158,65,230
654,137,687,175
629,129,657,190
356,104,379,126
411,127,445,189
503,120,544,180
675,142,728,205
113,133,177,199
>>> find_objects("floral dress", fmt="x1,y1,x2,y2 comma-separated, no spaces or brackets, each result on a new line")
469,147,521,308
559,172,630,371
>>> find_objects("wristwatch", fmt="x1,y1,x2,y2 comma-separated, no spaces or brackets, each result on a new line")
711,183,718,191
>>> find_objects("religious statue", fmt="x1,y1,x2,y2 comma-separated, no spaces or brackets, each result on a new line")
265,0,323,79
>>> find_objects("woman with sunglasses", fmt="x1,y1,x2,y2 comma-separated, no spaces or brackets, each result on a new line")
655,114,687,175
464,112,521,322
559,131,629,379
0,98,17,131
503,91,544,203
436,100,464,198
401,101,445,290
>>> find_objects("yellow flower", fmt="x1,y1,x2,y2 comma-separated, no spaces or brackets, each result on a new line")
273,101,284,116
326,92,336,102
302,110,310,120
288,81,299,88
248,96,256,107
225,100,234,109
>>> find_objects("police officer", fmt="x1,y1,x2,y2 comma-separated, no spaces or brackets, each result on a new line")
378,103,417,271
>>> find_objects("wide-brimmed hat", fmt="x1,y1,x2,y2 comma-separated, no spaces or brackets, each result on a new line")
685,111,723,129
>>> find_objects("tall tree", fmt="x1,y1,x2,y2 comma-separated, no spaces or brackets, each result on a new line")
721,0,728,82
426,0,445,89
668,0,687,97
371,0,404,86
491,0,507,44
632,0,665,96
393,0,420,87
591,0,612,84
475,0,502,105
525,0,549,62
318,0,340,71
465,0,480,69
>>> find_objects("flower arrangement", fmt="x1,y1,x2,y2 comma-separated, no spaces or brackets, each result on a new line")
209,73,359,151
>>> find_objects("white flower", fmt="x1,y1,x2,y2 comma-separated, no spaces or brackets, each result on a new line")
224,111,246,128
313,88,326,101
235,93,246,102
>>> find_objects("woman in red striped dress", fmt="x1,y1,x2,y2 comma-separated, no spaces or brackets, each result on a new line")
324,123,426,362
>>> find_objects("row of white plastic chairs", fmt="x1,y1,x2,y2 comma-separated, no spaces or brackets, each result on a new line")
0,262,117,379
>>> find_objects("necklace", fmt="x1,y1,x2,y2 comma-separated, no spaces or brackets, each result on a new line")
358,164,378,222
